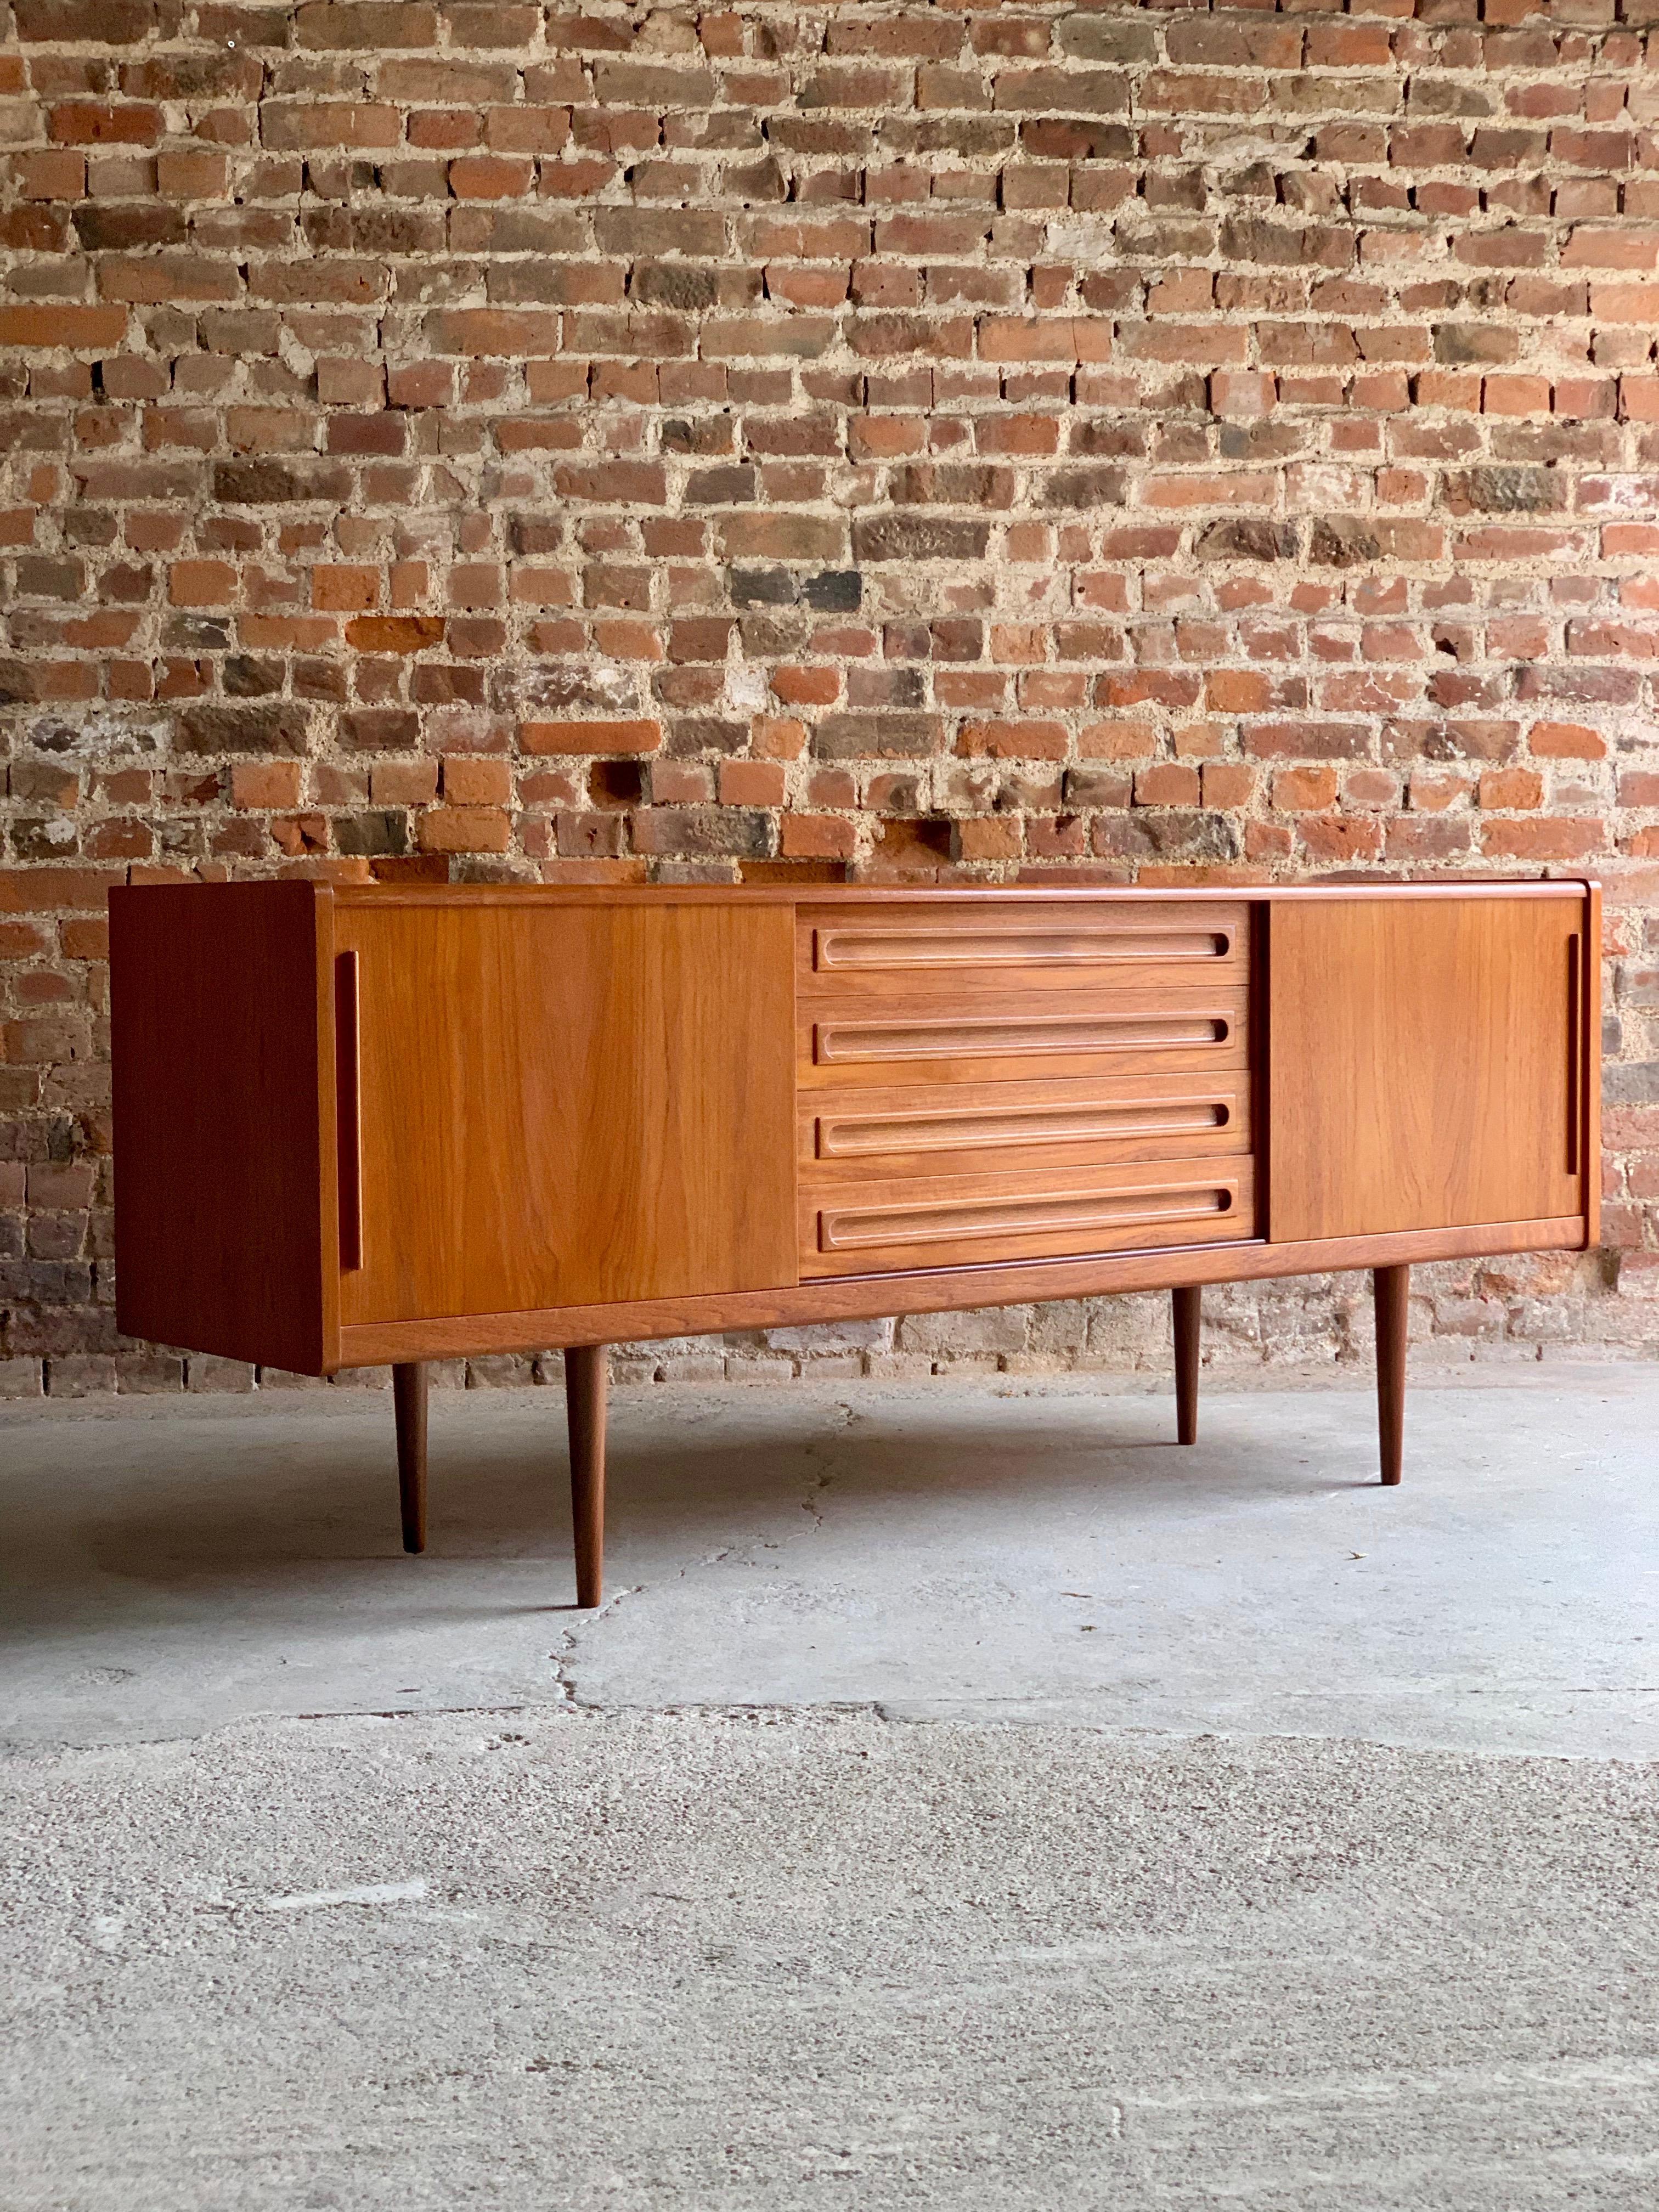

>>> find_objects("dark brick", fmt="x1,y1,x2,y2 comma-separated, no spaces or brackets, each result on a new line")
176,703,312,756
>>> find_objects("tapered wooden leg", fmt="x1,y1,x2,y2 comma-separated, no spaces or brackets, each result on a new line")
1373,1264,1408,1488
564,1344,607,1609
1172,1284,1200,1447
393,1361,427,1554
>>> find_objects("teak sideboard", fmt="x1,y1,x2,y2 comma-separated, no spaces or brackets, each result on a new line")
110,879,1600,1606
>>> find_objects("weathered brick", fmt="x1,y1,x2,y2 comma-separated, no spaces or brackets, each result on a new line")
520,720,662,755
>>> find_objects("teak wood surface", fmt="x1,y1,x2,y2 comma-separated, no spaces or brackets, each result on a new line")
800,1156,1255,1277
109,876,1598,1378
334,898,798,1325
798,1071,1252,1180
335,1213,1584,1367
1267,895,1588,1243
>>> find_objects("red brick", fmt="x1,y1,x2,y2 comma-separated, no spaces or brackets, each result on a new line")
0,304,127,348
441,756,512,805
416,805,512,854
371,760,440,804
449,155,536,199
519,719,662,755
1482,817,1604,860
232,761,304,809
957,720,1069,760
49,102,163,146
718,760,787,806
312,566,380,613
1530,721,1606,760
16,152,86,200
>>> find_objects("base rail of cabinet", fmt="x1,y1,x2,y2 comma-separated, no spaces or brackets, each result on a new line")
388,1262,1415,1610
335,1214,1577,1372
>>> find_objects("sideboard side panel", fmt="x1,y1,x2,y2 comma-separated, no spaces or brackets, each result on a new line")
1267,891,1587,1243
338,900,798,1323
110,881,337,1373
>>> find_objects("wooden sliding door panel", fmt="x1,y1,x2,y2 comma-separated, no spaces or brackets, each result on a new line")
798,899,1249,997
338,900,798,1324
800,1158,1255,1278
1268,894,1585,1243
800,1073,1251,1182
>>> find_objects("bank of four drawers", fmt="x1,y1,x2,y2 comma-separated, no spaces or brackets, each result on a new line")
795,901,1256,1279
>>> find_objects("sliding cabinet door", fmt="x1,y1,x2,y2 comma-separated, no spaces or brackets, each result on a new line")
336,899,798,1325
1268,893,1592,1244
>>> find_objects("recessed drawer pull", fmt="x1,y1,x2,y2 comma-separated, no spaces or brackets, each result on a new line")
814,927,1232,970
815,1012,1231,1064
819,1182,1236,1253
817,1098,1231,1157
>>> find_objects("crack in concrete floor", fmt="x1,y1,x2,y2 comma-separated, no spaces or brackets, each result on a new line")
3,1370,1657,1756
554,1398,860,1712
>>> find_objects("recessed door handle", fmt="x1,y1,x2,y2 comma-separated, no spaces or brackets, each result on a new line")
336,949,363,1272
1566,934,1581,1178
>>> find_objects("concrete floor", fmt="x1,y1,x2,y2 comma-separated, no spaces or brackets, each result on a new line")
4,1368,1659,2207
4,1367,1657,1757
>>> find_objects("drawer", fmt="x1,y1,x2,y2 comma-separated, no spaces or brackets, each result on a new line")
800,1073,1251,1181
797,982,1249,1089
800,1157,1256,1278
798,900,1248,998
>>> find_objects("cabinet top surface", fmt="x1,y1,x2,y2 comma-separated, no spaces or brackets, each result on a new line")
326,877,1593,907
110,876,1595,911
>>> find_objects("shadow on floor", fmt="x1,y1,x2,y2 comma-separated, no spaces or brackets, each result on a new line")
0,1388,1381,1650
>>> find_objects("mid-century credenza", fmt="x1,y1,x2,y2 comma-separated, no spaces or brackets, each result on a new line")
110,879,1600,1606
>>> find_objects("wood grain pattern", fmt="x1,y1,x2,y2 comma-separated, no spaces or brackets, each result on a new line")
799,984,1250,1088
335,882,1590,912
802,1158,1255,1276
1267,894,1588,1243
336,900,796,1325
812,1004,1233,1065
800,900,1249,991
814,924,1234,970
337,1216,1586,1368
802,1073,1251,1180
110,881,338,1374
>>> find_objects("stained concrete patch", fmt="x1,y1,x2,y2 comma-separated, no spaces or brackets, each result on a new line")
3,1707,1658,2211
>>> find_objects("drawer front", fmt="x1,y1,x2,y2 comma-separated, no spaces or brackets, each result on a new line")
798,983,1249,1089
798,900,1248,997
800,1073,1251,1182
800,1158,1256,1278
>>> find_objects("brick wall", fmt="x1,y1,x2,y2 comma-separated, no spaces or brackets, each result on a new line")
2,0,1657,1397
